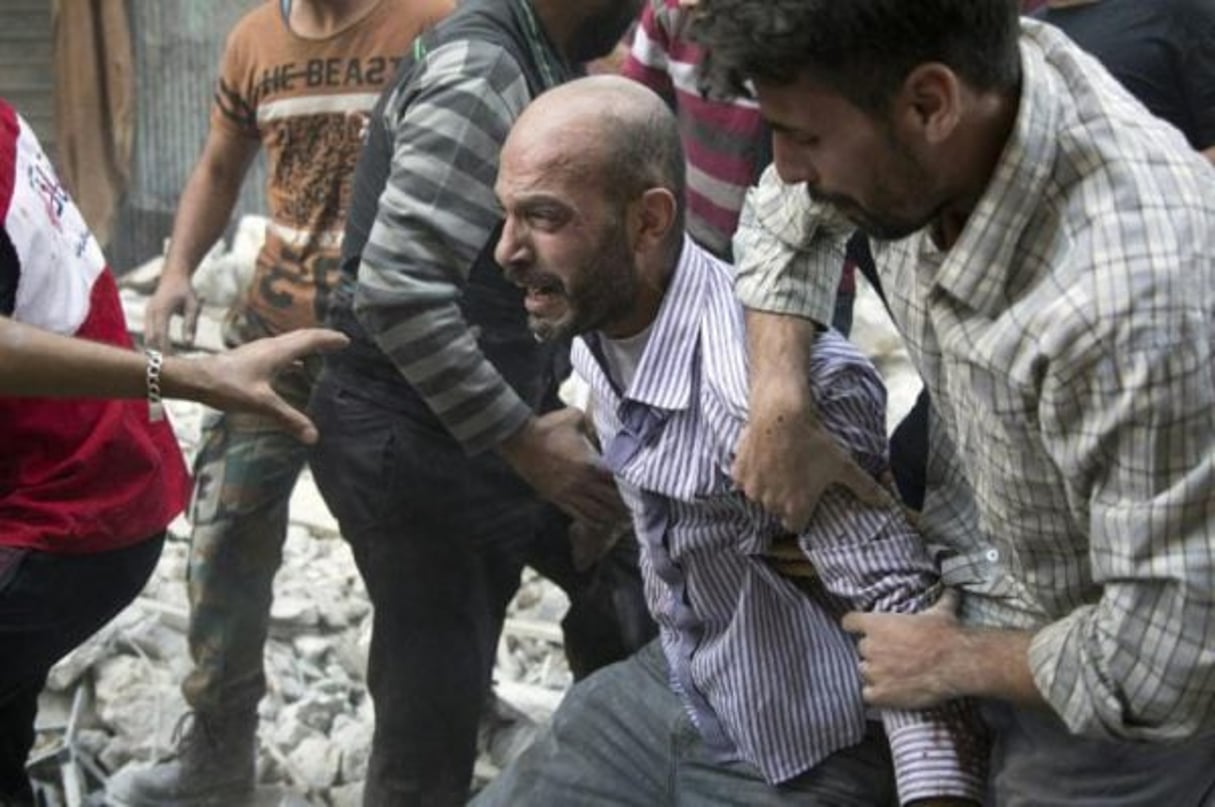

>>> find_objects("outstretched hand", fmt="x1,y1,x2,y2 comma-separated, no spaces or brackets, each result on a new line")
165,328,349,443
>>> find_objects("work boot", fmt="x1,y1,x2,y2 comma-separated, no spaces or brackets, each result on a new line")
105,710,257,806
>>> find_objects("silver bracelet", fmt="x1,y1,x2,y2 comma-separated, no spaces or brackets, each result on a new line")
146,348,164,422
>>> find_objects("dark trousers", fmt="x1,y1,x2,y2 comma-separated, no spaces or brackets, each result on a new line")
0,533,164,803
982,701,1215,806
308,369,653,807
474,641,896,807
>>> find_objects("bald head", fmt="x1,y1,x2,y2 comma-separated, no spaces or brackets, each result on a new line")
505,76,687,249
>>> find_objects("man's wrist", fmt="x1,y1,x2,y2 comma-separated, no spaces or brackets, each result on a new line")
145,349,165,421
941,625,1039,704
495,416,538,465
159,354,215,405
744,310,816,401
157,261,197,287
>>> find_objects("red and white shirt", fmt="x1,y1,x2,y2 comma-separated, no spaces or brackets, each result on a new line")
0,99,189,554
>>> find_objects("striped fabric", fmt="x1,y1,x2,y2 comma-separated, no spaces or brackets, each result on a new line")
573,239,985,802
621,0,768,259
352,8,572,452
734,20,1215,742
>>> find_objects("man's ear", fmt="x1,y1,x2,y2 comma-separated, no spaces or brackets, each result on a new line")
895,63,962,145
633,187,679,254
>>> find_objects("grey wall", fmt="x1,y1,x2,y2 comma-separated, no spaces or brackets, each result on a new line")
0,0,55,157
108,0,267,272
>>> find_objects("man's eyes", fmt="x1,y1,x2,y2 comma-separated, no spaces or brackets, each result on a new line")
527,208,566,226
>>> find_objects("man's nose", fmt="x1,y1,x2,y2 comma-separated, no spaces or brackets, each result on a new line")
772,134,819,187
495,215,528,269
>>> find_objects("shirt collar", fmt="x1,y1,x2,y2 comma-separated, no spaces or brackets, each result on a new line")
931,21,1061,316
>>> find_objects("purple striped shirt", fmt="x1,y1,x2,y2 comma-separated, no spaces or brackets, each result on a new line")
572,239,985,802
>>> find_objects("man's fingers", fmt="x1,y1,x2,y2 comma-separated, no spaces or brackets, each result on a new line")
182,295,202,347
261,393,319,444
144,300,174,353
932,587,961,615
272,328,350,365
778,499,813,533
576,479,627,525
145,311,169,353
575,491,626,526
835,457,891,507
841,610,869,636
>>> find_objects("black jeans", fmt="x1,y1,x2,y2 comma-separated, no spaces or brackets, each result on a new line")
308,367,652,807
0,533,164,803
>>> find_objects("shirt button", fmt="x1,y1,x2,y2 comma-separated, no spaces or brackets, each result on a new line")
985,549,1000,563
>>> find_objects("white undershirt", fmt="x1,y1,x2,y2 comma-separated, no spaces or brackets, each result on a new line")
600,322,654,393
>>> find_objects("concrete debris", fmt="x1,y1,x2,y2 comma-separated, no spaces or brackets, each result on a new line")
286,736,342,791
28,229,919,805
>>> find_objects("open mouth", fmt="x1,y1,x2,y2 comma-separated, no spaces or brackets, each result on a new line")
518,279,565,317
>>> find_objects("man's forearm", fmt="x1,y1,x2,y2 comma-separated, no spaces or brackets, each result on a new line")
163,138,254,278
0,315,214,401
0,316,150,398
849,598,1047,710
745,309,817,407
0,314,234,402
946,627,1044,706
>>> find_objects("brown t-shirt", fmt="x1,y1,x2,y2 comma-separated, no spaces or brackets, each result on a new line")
212,0,452,339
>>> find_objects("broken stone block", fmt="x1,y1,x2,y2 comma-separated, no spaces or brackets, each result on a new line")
330,715,372,783
269,714,321,752
279,692,345,735
94,655,185,756
292,635,332,665
328,781,364,807
269,595,319,628
100,736,142,774
286,735,340,790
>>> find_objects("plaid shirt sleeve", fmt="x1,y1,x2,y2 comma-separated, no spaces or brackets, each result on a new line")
1026,244,1215,740
732,165,851,327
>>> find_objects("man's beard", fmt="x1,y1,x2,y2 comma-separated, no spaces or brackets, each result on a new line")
809,186,928,242
526,227,638,343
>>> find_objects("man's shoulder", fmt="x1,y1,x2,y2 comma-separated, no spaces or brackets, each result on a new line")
394,1,531,100
422,0,526,53
226,2,283,48
381,36,528,126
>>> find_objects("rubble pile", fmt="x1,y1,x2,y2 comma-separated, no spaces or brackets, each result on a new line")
31,466,571,806
25,220,918,806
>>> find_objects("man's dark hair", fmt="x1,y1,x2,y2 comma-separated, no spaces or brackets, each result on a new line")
693,0,1022,113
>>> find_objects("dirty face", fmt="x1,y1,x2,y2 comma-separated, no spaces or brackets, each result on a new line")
494,125,641,342
756,73,940,241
